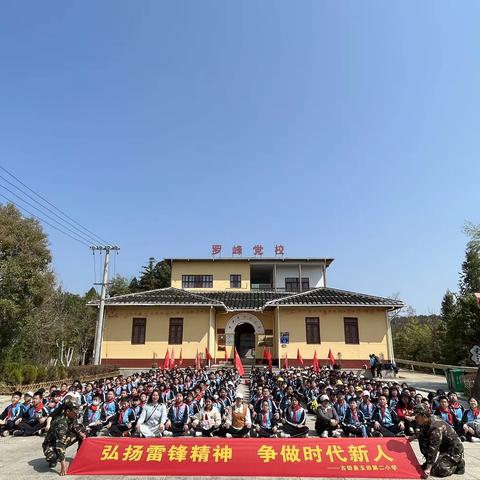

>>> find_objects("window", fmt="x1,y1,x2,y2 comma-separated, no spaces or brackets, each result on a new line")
230,274,241,288
344,318,359,344
285,277,310,292
182,275,213,288
131,318,146,344
305,317,320,344
169,318,183,344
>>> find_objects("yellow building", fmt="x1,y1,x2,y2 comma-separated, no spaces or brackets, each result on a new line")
98,257,403,368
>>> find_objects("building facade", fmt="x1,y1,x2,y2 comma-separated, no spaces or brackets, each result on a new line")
98,257,403,368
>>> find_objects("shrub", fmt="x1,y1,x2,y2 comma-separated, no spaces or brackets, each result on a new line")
55,366,67,380
22,364,38,384
36,366,48,382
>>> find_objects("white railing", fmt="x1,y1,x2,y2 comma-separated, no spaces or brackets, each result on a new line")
396,358,478,375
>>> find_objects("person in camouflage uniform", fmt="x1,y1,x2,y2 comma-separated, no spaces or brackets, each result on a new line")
42,401,86,476
413,404,465,478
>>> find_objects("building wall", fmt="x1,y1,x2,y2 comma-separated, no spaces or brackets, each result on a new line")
101,306,212,367
170,260,250,291
275,264,324,289
276,307,390,367
101,304,390,368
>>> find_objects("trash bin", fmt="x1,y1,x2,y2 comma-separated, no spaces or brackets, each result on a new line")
450,369,465,393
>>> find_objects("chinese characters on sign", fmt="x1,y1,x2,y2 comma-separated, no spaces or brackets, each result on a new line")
211,244,286,257
68,437,422,478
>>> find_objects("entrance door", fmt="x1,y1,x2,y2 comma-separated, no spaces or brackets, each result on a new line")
234,322,255,363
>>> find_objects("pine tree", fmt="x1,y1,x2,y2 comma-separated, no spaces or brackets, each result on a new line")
459,246,480,295
138,258,171,291
129,277,139,292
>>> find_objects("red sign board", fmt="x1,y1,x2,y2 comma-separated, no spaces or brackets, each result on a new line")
68,437,422,478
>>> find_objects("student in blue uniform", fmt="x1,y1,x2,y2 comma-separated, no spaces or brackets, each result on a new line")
0,391,24,437
165,392,190,436
83,392,104,437
342,398,368,437
101,389,118,425
107,397,136,437
13,391,48,436
254,400,278,437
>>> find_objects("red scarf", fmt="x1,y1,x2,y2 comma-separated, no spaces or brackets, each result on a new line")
439,407,454,425
34,403,43,413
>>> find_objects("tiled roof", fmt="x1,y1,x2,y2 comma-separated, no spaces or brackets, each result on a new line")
197,291,289,310
102,288,223,306
265,288,404,307
100,287,403,310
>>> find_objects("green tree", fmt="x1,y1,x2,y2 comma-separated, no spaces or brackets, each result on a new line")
108,274,131,297
0,203,55,363
138,258,171,291
129,277,139,292
393,318,435,363
459,246,480,295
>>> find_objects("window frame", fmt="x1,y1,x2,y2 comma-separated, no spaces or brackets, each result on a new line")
230,274,242,288
181,275,213,288
169,317,184,345
305,317,320,344
285,277,310,292
344,317,360,344
131,317,146,345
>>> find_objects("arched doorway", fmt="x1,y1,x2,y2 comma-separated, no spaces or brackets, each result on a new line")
225,313,264,364
235,322,255,363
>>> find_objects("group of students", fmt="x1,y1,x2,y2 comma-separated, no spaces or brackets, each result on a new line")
249,366,480,443
1,367,245,439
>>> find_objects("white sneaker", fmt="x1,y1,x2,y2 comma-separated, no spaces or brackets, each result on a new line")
321,431,329,438
226,433,232,438
195,431,202,437
280,432,290,438
471,437,480,443
163,430,173,437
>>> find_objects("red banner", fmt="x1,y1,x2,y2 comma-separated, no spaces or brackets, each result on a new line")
68,437,422,478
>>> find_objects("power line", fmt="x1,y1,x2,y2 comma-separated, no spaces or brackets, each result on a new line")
0,172,102,245
0,192,92,248
0,165,111,245
0,182,97,246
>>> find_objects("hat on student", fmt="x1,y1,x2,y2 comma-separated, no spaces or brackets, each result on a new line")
277,377,284,382
355,386,363,392
362,390,370,397
335,380,344,386
413,404,430,417
319,394,330,402
235,392,244,399
25,391,34,398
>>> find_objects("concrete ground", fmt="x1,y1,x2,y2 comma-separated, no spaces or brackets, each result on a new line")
1,371,479,480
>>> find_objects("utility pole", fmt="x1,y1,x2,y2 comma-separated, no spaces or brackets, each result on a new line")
92,245,120,365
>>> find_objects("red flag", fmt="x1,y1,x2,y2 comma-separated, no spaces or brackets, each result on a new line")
178,348,183,367
163,349,170,370
328,348,335,366
195,350,201,370
283,354,289,369
224,348,228,363
234,348,245,376
297,348,304,367
262,346,272,371
313,350,319,373
169,348,175,370
205,347,213,362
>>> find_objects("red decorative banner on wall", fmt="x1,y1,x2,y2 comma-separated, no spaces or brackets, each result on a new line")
68,437,423,478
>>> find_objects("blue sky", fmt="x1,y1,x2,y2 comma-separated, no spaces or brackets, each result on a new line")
1,1,479,314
